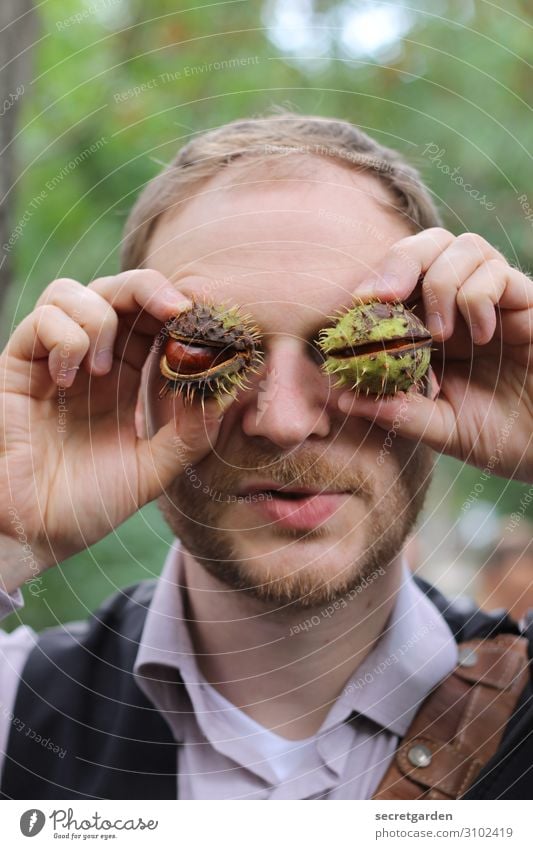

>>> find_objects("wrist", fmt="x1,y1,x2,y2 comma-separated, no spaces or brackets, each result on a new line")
0,532,51,596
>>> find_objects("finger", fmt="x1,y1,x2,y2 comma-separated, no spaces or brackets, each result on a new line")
135,393,235,504
35,278,119,375
113,324,154,371
420,234,504,341
456,261,533,346
498,307,533,347
121,310,167,338
113,307,190,376
89,268,191,324
355,227,455,301
337,388,456,456
7,305,90,387
494,265,533,311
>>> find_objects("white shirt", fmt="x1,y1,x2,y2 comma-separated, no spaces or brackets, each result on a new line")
0,541,458,799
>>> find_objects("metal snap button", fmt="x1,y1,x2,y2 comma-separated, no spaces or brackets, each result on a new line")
458,647,478,667
407,743,432,768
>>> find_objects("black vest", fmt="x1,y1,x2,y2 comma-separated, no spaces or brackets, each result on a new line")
1,578,532,800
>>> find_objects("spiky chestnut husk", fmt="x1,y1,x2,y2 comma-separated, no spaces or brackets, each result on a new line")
318,298,433,397
156,300,264,404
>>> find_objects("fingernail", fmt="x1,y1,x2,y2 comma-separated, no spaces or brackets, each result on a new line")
355,279,377,297
426,312,445,337
58,367,78,387
357,272,400,298
162,289,190,310
379,272,401,295
338,393,354,412
470,323,484,344
93,348,113,372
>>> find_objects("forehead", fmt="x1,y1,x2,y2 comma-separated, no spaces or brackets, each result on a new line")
145,156,413,329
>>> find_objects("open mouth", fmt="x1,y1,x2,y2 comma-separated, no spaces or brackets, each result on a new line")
261,489,318,500
235,484,353,530
232,479,357,530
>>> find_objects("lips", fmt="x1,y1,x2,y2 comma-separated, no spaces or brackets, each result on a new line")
235,482,354,530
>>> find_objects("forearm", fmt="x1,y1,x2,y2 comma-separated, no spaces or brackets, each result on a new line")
0,533,49,596
0,587,37,782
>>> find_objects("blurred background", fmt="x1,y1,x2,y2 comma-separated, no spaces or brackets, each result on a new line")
1,0,532,631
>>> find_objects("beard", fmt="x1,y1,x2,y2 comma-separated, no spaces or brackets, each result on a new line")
158,436,435,610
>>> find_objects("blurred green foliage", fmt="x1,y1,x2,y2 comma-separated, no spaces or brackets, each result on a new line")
2,0,532,631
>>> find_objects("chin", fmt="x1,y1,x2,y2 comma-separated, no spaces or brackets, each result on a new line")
204,540,389,609
176,516,392,610
157,442,434,610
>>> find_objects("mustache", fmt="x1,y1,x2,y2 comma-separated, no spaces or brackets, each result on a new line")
198,443,374,499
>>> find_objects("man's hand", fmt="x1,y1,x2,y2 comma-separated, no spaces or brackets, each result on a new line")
337,228,533,483
0,270,233,593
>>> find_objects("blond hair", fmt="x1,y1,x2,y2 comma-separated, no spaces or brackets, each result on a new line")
120,112,441,269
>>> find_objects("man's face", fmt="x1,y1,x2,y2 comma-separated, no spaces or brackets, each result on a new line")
144,156,435,608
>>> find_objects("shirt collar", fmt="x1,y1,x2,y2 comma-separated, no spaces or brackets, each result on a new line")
134,540,458,743
334,560,459,736
134,538,202,705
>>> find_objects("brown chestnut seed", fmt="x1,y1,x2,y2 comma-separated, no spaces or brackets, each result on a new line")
156,301,264,404
164,339,231,375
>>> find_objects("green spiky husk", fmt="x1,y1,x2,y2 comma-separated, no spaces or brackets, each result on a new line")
318,299,432,397
157,301,263,404
322,345,431,395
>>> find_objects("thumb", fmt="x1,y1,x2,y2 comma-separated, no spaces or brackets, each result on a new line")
337,384,456,456
135,393,234,505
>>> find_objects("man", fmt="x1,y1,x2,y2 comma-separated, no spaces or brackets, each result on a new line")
0,113,532,800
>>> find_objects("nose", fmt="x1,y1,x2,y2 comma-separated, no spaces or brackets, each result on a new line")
241,338,332,449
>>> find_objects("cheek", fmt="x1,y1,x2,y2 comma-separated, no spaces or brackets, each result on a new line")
342,416,400,465
347,421,412,495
